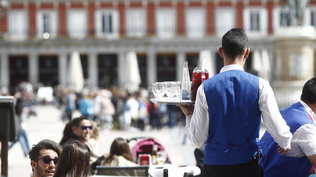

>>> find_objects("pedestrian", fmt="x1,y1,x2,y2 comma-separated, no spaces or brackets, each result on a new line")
62,88,76,121
260,77,316,177
177,28,292,177
28,139,62,177
53,140,91,177
9,88,31,157
99,89,115,130
78,89,94,120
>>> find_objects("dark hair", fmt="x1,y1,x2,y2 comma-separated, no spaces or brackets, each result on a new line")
104,138,134,165
28,139,62,161
71,116,88,127
53,140,91,177
301,77,316,104
222,28,248,59
59,121,73,145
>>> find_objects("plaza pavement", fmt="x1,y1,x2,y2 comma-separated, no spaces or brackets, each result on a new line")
5,104,267,177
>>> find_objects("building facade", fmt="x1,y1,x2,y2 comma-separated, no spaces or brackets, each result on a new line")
0,0,316,97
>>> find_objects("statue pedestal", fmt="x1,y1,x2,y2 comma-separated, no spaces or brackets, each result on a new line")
273,26,316,108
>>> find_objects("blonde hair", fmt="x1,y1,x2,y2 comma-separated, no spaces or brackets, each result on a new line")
90,120,99,140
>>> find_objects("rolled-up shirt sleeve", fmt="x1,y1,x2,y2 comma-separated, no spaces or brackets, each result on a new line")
259,78,292,149
184,84,209,148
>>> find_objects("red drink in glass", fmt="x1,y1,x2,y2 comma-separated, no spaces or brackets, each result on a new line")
191,68,209,102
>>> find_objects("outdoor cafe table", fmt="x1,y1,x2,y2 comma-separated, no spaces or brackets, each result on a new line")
148,164,201,177
91,164,200,177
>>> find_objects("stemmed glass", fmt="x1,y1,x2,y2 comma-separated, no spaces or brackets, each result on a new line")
175,81,181,101
164,81,176,101
152,82,165,101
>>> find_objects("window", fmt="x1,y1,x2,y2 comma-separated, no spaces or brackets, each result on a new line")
215,8,235,37
186,8,205,38
37,10,57,39
243,8,267,38
156,8,176,38
95,10,119,38
8,10,28,40
273,7,290,32
126,9,146,37
67,10,87,38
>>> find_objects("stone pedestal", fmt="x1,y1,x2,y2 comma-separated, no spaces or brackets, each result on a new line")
273,26,316,108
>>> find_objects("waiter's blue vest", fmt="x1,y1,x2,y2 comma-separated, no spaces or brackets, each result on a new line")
260,102,314,177
203,70,261,165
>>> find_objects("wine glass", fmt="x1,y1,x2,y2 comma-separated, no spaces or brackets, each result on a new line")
152,82,165,101
164,81,176,100
156,151,167,164
175,81,181,101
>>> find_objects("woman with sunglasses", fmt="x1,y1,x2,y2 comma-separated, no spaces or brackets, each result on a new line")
53,140,91,177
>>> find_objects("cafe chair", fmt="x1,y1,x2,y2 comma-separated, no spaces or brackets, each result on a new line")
96,165,149,177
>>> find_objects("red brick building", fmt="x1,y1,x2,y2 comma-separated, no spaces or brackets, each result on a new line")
0,0,315,93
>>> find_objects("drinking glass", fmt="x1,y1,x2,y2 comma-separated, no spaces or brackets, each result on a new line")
175,81,181,101
152,82,165,101
156,151,167,164
164,81,176,100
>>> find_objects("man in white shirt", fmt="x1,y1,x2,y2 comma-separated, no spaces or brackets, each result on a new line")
260,77,316,177
177,28,292,177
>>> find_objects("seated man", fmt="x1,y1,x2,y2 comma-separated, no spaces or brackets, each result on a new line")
260,77,316,177
28,139,62,177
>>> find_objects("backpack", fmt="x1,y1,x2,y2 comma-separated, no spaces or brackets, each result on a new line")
15,97,26,115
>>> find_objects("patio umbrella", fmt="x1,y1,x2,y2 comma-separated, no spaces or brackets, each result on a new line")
261,49,271,81
198,50,215,77
67,51,84,93
251,50,262,77
124,51,141,94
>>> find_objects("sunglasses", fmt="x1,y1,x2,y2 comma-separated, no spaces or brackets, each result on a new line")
77,125,93,130
36,156,58,165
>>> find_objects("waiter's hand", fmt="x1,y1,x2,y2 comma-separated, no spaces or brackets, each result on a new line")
277,144,291,156
177,105,194,117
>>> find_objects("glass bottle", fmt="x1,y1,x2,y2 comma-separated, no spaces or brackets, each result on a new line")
181,61,191,101
152,143,158,165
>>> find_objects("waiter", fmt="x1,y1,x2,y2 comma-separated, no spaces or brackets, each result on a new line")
177,28,292,177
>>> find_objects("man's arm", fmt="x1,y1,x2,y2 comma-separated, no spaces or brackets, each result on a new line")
177,85,209,148
307,154,316,167
259,78,292,151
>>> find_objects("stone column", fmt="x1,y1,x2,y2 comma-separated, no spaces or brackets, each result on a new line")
273,26,315,108
176,50,186,81
88,52,98,88
58,52,67,87
0,52,9,88
29,52,38,86
118,51,126,89
147,49,156,87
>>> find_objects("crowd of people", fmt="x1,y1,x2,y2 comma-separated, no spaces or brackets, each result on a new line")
52,85,182,131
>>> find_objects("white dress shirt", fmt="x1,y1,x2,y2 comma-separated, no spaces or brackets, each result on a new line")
185,64,292,150
285,101,316,157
